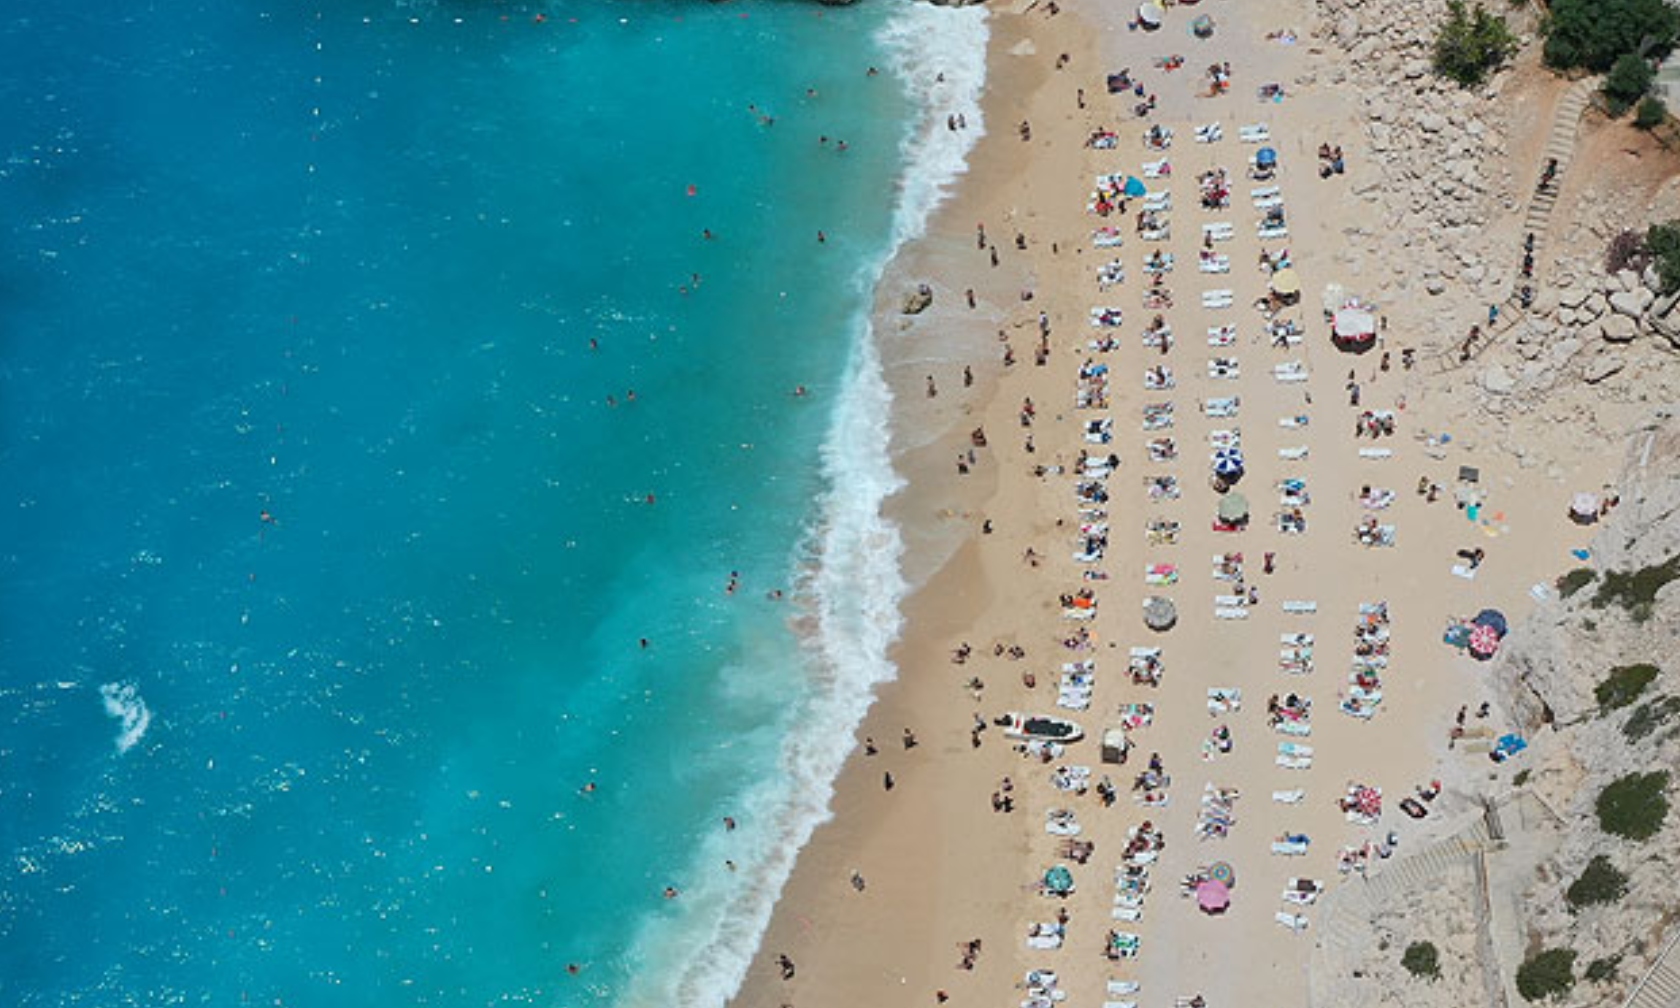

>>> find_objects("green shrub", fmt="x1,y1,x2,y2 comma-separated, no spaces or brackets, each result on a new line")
1651,222,1680,295
1605,54,1656,115
1543,0,1680,72
1596,771,1670,839
1596,663,1660,711
1513,768,1533,787
1591,553,1680,622
1636,95,1670,129
1436,0,1520,85
1558,568,1596,598
1585,955,1622,982
1566,855,1629,908
1625,695,1680,741
1403,940,1443,979
1517,948,1577,1001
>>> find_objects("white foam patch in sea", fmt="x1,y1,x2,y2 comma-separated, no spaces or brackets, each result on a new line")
98,681,151,754
618,6,990,1008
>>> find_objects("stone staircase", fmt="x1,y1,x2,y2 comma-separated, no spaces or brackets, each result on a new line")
1623,931,1680,1008
1427,77,1597,374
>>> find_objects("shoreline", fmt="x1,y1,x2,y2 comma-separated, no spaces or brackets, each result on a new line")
730,0,1641,1004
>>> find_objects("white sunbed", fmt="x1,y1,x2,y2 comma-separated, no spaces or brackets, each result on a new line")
1271,839,1310,855
1142,192,1172,211
1214,594,1247,608
1250,184,1281,200
1275,720,1312,737
1277,755,1312,770
1207,325,1237,346
1278,741,1313,756
1279,445,1309,460
1358,447,1394,460
1272,789,1306,803
1204,398,1240,418
1140,226,1171,242
1112,906,1143,921
1194,123,1224,143
1279,414,1309,428
1253,195,1285,210
1215,606,1250,620
1202,222,1234,241
1282,600,1317,614
1199,255,1231,274
1208,359,1240,379
1258,224,1289,240
1208,687,1242,713
1106,1001,1140,1008
1208,428,1241,448
1202,289,1235,309
1108,981,1141,996
1274,361,1309,382
1275,912,1309,932
1239,124,1271,142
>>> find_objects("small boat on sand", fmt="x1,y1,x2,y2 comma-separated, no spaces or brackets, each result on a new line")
998,712,1085,744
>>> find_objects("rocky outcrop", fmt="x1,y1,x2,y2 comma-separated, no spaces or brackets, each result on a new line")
902,284,935,315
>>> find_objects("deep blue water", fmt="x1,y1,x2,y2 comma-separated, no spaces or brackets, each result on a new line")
0,1,949,1004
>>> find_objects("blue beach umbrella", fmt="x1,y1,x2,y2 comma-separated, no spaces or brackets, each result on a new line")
1123,175,1148,197
1472,608,1509,638
1256,147,1278,167
1213,448,1244,478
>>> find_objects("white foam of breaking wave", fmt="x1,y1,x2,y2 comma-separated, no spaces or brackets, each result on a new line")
876,1,990,248
618,7,987,1006
99,681,151,754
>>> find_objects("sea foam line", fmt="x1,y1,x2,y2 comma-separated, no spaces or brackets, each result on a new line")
623,5,991,1007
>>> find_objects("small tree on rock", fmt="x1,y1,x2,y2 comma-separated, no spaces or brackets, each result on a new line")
1436,0,1519,85
1604,54,1656,115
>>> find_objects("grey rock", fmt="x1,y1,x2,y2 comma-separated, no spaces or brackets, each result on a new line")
1558,286,1592,310
1425,275,1447,295
1480,364,1515,394
1601,313,1638,342
1419,113,1447,133
1582,352,1625,383
1617,269,1640,293
901,285,934,315
1608,290,1644,318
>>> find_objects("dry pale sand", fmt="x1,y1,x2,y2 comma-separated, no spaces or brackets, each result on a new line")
729,2,1615,1007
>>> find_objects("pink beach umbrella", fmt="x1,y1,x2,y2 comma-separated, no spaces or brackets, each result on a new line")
1468,623,1500,660
1196,878,1231,914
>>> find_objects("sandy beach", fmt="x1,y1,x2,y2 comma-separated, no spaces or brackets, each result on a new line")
729,0,1633,1006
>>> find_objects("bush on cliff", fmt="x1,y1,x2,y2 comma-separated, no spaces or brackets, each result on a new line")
1402,941,1442,979
1635,95,1670,130
1596,770,1670,839
1435,0,1519,85
1516,948,1577,1002
1604,54,1656,115
1590,552,1680,622
1624,695,1680,741
1543,0,1679,72
1596,663,1660,712
1650,222,1680,295
1566,855,1629,908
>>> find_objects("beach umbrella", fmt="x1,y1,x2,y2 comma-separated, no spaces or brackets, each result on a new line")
1334,308,1377,340
1570,492,1600,522
1143,595,1178,632
1191,14,1215,36
1123,175,1148,197
1213,448,1245,479
1356,787,1382,817
1206,861,1236,887
1044,865,1075,895
1468,623,1500,660
1271,268,1301,296
1473,608,1509,638
1217,492,1250,523
1256,146,1278,167
1137,2,1164,28
1195,878,1231,913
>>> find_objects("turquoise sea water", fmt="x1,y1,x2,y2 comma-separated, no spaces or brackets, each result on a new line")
0,1,988,1005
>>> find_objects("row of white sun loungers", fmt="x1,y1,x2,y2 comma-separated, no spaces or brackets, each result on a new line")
1201,289,1234,309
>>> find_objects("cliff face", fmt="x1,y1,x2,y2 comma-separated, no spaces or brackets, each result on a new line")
1311,416,1680,1008
1498,414,1680,1002
1501,416,1680,727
